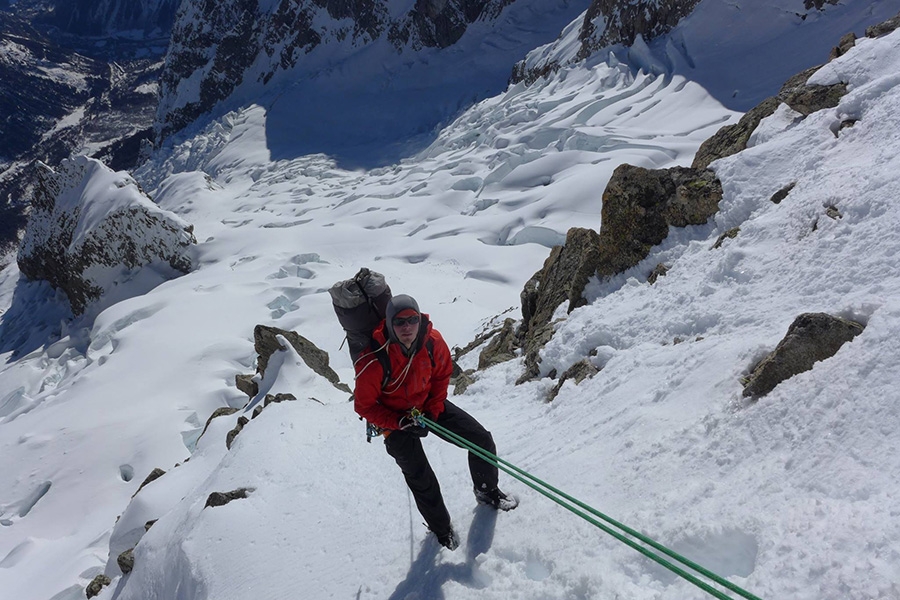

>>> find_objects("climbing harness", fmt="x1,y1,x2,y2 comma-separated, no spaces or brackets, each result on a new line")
419,415,764,600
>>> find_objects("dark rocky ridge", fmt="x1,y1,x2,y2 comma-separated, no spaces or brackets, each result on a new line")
156,0,516,142
577,0,703,61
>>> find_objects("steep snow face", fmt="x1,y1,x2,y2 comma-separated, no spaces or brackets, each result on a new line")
519,0,900,110
155,0,591,164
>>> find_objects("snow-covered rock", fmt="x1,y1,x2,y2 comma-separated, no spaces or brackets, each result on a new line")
512,0,704,84
17,155,196,315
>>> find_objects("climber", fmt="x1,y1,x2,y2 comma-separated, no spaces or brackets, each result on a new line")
353,294,517,550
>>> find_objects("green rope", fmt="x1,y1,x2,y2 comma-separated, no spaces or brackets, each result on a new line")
420,415,763,600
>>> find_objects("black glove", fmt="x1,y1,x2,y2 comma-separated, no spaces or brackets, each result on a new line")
398,415,428,437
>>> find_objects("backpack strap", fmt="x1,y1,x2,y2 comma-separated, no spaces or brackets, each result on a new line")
425,338,435,368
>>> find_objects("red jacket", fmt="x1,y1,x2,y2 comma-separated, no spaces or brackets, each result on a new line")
353,316,453,431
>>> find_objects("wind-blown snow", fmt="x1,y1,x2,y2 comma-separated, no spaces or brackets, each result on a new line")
2,4,900,600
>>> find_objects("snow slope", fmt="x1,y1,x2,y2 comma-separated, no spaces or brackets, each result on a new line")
521,0,900,111
2,3,900,600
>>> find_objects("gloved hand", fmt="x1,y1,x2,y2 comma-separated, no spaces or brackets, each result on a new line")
398,414,428,437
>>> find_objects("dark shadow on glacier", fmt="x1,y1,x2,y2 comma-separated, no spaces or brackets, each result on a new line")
646,1,900,113
264,81,463,170
0,277,78,360
387,506,497,600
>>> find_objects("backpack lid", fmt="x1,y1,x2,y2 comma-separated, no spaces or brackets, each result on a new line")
329,268,389,310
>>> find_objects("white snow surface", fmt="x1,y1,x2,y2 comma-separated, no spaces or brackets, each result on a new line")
2,5,900,600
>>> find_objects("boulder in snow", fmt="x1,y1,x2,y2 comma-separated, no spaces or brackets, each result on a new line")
252,393,299,419
85,574,111,598
478,318,518,370
829,32,857,60
743,313,865,398
133,467,166,498
204,487,253,508
694,62,848,169
598,165,722,276
648,262,669,283
117,548,135,575
17,156,196,316
778,66,848,117
198,407,240,443
226,416,249,450
711,227,740,250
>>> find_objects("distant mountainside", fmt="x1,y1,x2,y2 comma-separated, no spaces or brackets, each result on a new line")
0,1,174,253
154,0,590,160
36,0,179,37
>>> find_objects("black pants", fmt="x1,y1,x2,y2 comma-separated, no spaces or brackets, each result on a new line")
384,400,497,535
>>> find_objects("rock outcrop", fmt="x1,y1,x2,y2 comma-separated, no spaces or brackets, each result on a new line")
478,318,518,370
866,12,900,38
577,0,703,61
743,313,865,398
133,468,166,498
249,325,350,394
226,416,250,450
86,574,111,598
598,165,723,276
693,52,854,169
17,156,196,316
691,98,781,170
205,487,253,508
517,227,603,381
117,548,135,575
515,165,722,382
777,66,848,117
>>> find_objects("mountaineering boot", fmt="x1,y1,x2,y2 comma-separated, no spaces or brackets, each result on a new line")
474,485,519,511
434,525,460,551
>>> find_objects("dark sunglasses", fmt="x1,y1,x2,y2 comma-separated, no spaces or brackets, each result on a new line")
392,315,420,327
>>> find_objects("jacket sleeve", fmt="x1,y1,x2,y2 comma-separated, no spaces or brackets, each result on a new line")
353,357,403,430
423,331,453,419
